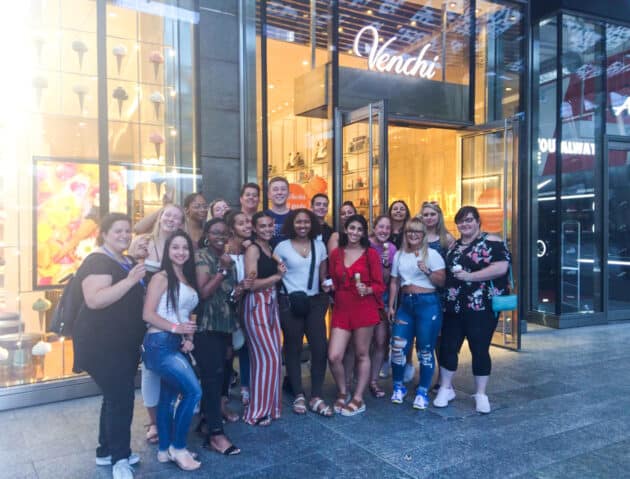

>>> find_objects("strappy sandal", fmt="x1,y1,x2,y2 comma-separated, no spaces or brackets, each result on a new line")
168,448,201,471
254,415,272,427
145,423,158,444
340,398,366,417
292,394,307,415
333,394,348,414
309,398,333,417
369,381,385,398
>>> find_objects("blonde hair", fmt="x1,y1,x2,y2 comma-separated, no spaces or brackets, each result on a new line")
418,201,452,251
151,204,186,241
401,217,429,263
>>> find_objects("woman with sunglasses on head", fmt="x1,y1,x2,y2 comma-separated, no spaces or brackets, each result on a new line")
194,218,245,455
435,206,511,414
142,230,201,471
388,218,445,410
418,201,454,259
328,214,385,416
275,209,333,417
388,200,411,250
242,212,286,426
367,215,396,398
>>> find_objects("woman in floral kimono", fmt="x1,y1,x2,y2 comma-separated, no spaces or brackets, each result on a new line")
434,206,511,415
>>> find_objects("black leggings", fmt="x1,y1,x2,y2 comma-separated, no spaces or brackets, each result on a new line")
85,352,139,463
279,293,329,398
194,331,229,436
438,309,498,376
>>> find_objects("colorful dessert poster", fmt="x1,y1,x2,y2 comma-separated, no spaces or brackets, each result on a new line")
34,160,127,287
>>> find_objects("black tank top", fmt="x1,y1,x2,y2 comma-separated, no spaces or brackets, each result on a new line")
251,242,278,279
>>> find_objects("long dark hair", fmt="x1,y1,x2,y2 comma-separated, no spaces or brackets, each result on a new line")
339,214,370,248
161,229,198,313
388,200,411,224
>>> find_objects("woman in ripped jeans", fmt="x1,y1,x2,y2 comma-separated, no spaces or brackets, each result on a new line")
387,217,445,410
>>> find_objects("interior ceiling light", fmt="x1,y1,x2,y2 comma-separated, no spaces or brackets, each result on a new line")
411,20,417,26
449,2,456,7
367,9,373,15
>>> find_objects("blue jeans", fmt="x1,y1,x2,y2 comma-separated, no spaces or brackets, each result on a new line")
391,292,443,394
142,332,201,451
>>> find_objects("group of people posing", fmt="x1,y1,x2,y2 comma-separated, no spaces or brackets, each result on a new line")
71,176,512,479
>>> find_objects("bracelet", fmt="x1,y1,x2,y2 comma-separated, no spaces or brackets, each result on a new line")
170,324,177,334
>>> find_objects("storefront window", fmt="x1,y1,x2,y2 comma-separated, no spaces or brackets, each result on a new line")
475,0,524,123
559,15,604,314
606,24,630,136
0,0,198,392
532,16,558,314
257,0,332,210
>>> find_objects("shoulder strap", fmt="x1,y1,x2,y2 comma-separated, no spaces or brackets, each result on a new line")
307,239,316,290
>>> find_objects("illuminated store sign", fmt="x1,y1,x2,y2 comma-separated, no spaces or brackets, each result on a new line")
352,26,439,80
538,138,595,155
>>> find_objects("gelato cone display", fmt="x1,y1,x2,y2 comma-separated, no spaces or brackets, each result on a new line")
150,91,164,119
149,132,164,159
33,75,48,107
112,86,128,118
112,44,127,74
73,84,88,113
33,33,46,64
71,39,88,70
149,50,164,80
32,297,52,337
32,340,52,356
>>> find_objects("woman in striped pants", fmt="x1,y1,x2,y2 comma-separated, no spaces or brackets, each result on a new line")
242,212,286,426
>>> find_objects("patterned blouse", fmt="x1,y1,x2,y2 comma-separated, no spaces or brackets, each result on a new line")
444,233,511,314
195,247,239,333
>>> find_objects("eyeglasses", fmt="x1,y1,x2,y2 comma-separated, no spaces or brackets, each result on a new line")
208,230,228,237
190,203,208,210
456,217,476,225
405,230,424,235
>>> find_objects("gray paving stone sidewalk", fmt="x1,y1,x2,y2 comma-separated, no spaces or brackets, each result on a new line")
2,323,630,479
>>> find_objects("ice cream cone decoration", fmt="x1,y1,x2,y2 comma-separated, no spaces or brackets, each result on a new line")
112,44,127,74
149,132,164,159
149,51,164,81
73,84,88,113
33,75,48,107
72,40,88,70
33,33,46,64
150,91,164,119
32,297,52,338
112,86,128,118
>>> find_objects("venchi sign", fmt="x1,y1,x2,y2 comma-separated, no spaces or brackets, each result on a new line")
352,25,439,80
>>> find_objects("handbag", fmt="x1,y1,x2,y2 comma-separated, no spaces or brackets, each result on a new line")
285,240,316,318
491,265,517,313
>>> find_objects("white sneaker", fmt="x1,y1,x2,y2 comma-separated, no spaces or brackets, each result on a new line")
433,387,456,408
390,385,407,404
112,459,134,479
403,363,415,383
96,453,140,466
473,393,491,414
412,392,429,410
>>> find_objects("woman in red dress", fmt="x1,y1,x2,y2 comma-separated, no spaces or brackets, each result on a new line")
328,214,385,416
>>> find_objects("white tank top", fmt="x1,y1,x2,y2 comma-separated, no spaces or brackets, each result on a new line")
156,282,199,325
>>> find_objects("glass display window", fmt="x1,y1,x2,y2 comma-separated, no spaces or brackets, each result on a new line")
0,0,198,393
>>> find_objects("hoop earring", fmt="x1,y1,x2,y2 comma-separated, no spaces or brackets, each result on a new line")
203,238,209,247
